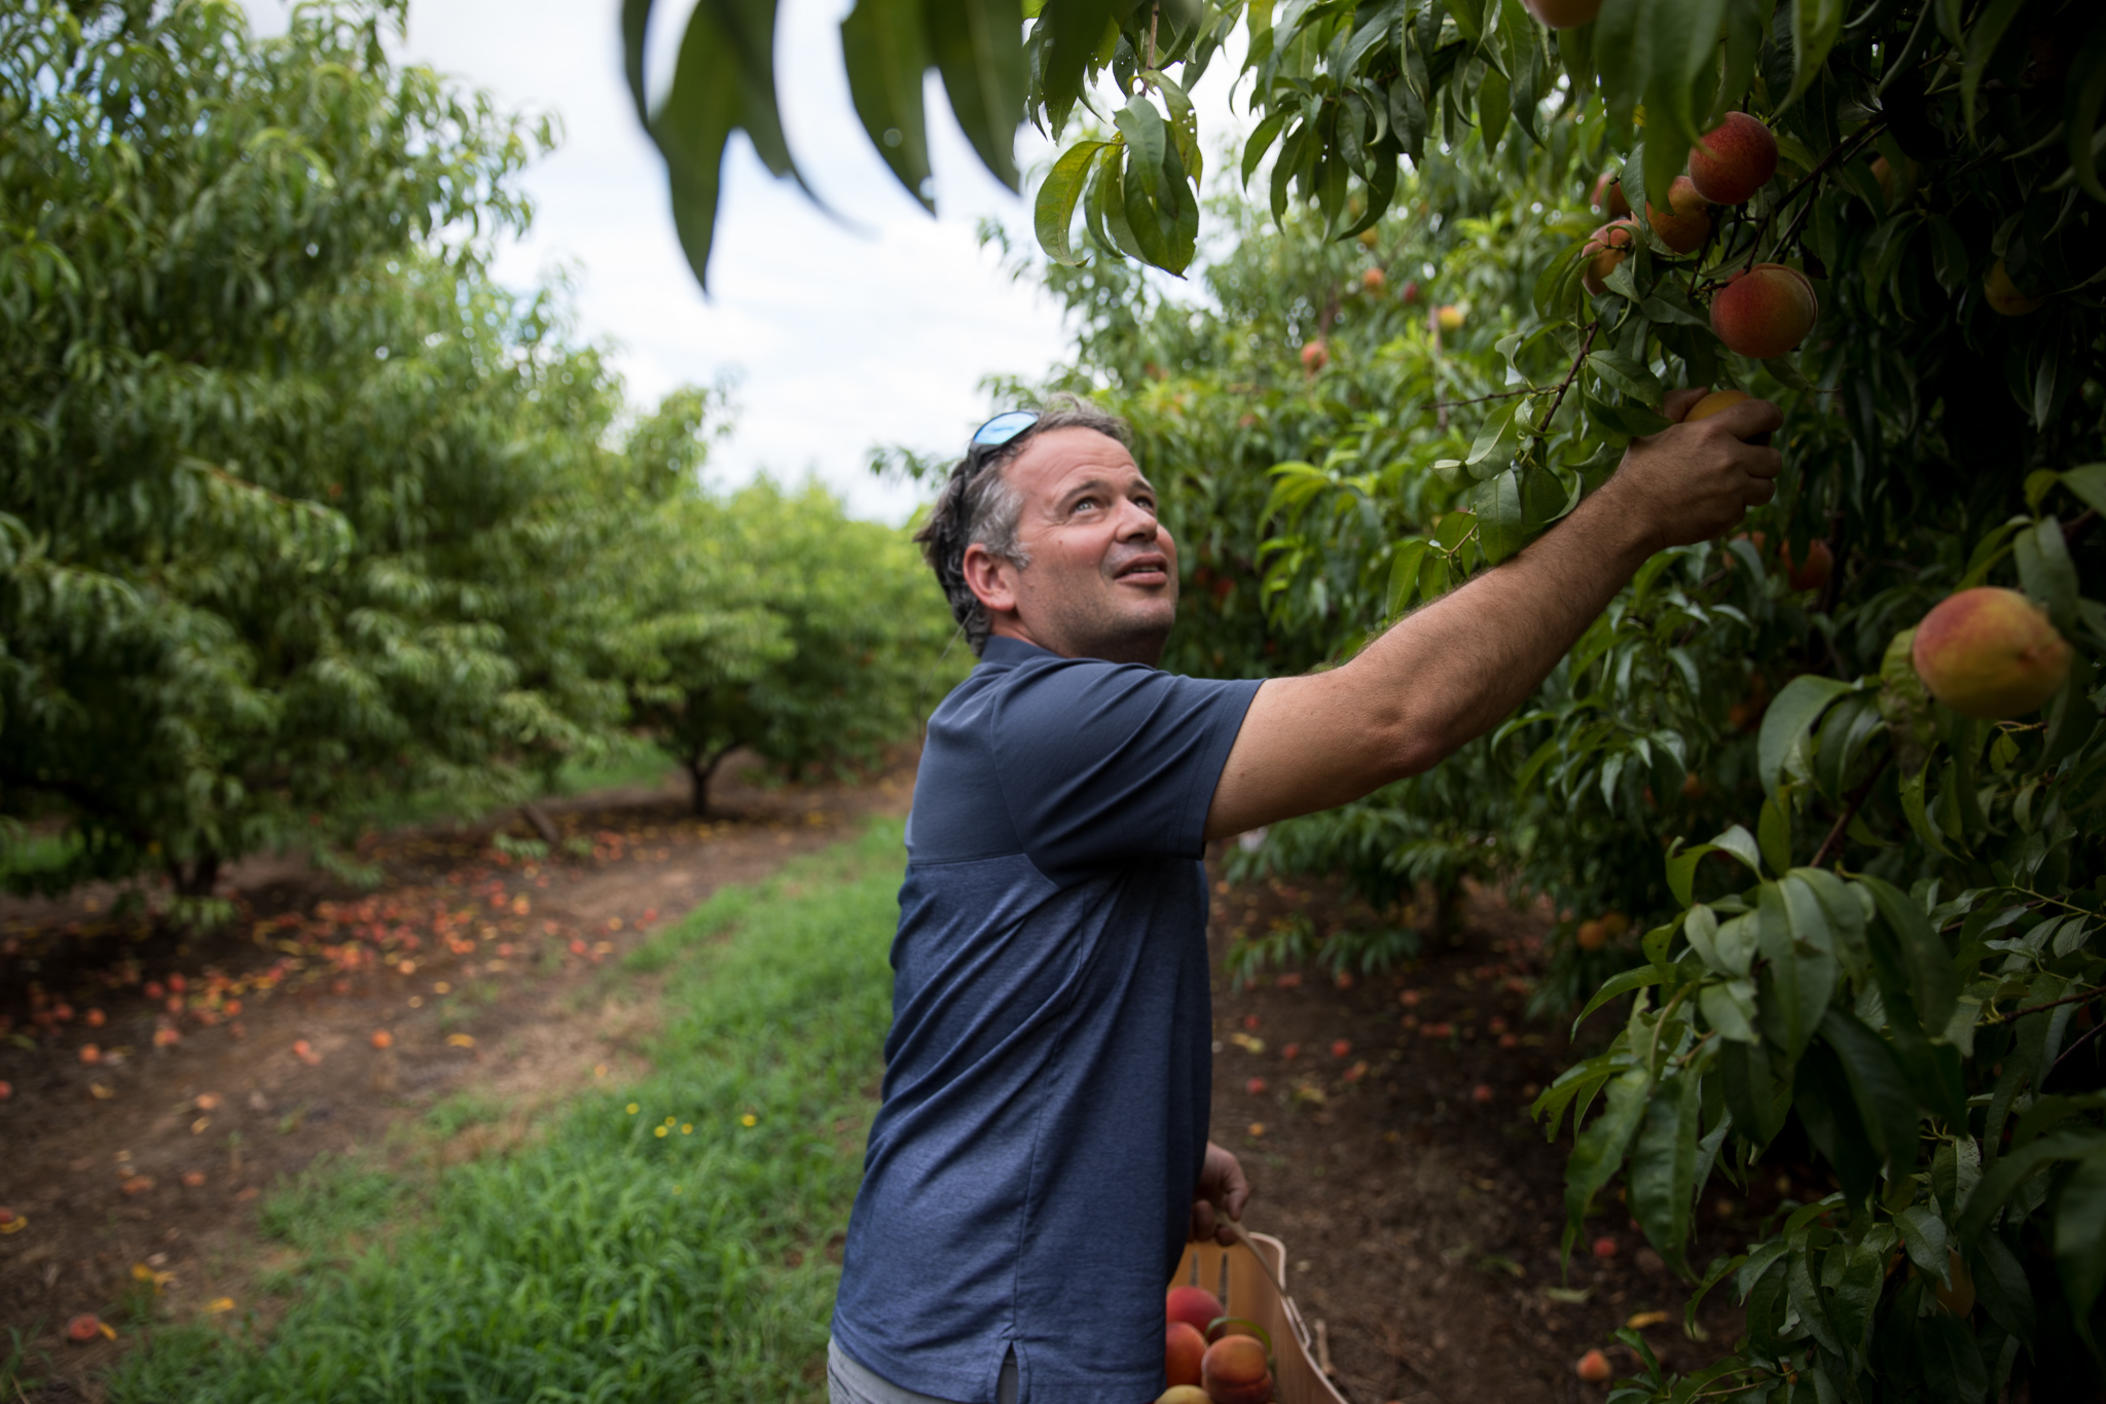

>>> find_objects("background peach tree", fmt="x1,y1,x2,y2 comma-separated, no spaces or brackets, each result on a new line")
0,1,956,920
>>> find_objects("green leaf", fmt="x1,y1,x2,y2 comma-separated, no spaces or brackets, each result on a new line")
1033,140,1109,264
1699,978,1758,1043
1960,0,2027,133
1473,469,1527,565
1563,1067,1653,1258
2068,24,2106,203
2058,463,2106,515
1858,874,1957,1032
843,0,936,210
1895,1202,1949,1275
1787,0,1845,109
1755,880,1834,1063
2055,1149,2106,1345
1630,1072,1703,1272
1818,1007,1920,1180
1958,1128,2104,1239
1573,963,1667,1033
1034,0,1118,131
1666,843,1717,908
1757,792,1792,877
1113,96,1169,204
2013,516,2080,634
1386,538,1429,617
927,0,1026,190
1477,64,1510,150
622,0,655,122
1757,674,1856,801
1721,1037,1789,1146
651,4,751,293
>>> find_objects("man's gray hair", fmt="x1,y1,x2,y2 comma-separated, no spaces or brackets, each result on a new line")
915,394,1133,656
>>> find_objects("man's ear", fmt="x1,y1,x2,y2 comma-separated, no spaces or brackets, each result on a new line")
961,542,1019,616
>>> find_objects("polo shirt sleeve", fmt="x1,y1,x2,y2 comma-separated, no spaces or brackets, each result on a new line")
988,658,1261,881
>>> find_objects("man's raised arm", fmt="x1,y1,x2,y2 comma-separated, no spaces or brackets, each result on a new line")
1204,391,1783,842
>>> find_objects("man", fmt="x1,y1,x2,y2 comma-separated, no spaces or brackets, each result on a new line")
829,390,1782,1404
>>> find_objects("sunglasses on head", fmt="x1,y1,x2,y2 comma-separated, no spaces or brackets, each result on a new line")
970,410,1039,452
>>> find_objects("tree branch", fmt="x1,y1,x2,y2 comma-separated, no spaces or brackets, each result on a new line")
1535,320,1600,436
1812,749,1893,869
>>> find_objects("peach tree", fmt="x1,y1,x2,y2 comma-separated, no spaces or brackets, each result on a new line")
0,1,953,920
630,0,2106,1393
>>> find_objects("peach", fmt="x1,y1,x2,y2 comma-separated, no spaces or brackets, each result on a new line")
1689,112,1779,205
1361,266,1387,294
1575,919,1607,951
1200,1333,1272,1404
1591,171,1630,219
1683,388,1751,422
1166,1321,1206,1388
1435,304,1465,332
1299,339,1328,373
1781,539,1834,593
1644,175,1712,254
1581,219,1639,295
1166,1284,1225,1340
1522,0,1603,26
1984,260,2045,316
1910,587,2072,719
1576,1347,1613,1383
1711,263,1817,358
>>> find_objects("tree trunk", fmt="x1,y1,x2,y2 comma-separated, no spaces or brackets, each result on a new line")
687,749,729,817
518,802,559,846
166,850,222,899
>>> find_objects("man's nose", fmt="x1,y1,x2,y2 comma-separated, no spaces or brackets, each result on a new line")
1116,497,1159,538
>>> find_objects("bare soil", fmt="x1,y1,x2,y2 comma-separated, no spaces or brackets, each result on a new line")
0,751,1782,1402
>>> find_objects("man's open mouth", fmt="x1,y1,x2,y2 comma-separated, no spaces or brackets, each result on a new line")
1114,556,1169,583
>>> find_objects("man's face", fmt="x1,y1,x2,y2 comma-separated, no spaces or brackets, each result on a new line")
967,426,1178,665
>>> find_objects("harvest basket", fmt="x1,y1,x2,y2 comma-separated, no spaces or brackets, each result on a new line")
1171,1225,1350,1404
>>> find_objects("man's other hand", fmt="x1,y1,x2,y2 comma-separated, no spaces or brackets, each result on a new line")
1189,1141,1252,1246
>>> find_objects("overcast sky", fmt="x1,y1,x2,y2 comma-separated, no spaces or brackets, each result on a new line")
244,0,1246,525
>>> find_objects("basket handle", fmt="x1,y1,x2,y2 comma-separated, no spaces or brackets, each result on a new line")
1219,1221,1313,1354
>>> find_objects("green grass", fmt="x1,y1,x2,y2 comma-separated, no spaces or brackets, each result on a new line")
103,818,905,1404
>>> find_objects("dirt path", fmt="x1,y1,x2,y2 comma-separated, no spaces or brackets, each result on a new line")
0,752,916,1398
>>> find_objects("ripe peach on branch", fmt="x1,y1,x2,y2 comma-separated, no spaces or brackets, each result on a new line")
1910,587,2072,719
1590,171,1630,218
1710,263,1817,358
1644,175,1712,254
1689,112,1779,205
1580,219,1639,296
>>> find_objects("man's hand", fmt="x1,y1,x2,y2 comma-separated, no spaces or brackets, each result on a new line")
1595,387,1784,555
1189,1141,1252,1246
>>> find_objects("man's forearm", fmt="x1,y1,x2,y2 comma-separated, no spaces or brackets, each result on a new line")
1352,484,1657,773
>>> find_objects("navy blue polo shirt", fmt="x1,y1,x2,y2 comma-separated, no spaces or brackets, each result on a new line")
831,637,1262,1403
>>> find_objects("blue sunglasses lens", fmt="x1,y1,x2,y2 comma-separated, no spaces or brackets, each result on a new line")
971,410,1039,449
